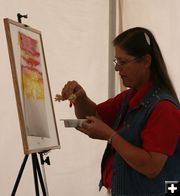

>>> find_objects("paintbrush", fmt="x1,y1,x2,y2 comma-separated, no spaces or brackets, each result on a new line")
55,94,76,107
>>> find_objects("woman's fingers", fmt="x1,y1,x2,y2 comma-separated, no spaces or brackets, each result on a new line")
61,80,85,101
61,81,76,100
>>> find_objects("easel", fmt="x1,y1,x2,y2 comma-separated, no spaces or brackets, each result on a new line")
11,13,50,196
11,152,50,196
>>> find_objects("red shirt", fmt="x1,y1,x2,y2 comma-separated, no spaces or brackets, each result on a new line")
96,82,180,189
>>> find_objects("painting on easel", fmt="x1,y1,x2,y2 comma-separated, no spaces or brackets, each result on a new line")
4,18,60,154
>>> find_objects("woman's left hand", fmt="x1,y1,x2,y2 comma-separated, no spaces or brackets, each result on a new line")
77,116,114,140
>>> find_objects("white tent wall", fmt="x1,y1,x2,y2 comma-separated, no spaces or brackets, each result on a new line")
0,0,110,195
120,0,180,98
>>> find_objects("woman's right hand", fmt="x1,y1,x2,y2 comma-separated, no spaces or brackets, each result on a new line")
60,80,96,118
61,80,86,103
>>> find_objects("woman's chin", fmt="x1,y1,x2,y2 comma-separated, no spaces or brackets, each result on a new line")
122,81,131,88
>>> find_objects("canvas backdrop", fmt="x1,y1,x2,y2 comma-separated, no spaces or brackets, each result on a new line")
0,1,109,195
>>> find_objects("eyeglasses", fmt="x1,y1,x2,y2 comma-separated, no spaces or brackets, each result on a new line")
113,57,138,67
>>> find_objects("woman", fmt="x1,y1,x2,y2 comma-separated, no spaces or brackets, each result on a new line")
60,27,180,195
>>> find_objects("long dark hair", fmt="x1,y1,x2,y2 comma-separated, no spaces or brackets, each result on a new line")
113,27,178,100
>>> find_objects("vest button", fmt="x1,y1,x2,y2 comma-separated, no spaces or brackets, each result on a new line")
126,124,130,128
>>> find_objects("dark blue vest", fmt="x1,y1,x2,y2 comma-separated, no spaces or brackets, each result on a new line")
100,86,180,196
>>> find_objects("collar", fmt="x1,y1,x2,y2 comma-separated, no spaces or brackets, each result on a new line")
128,80,153,110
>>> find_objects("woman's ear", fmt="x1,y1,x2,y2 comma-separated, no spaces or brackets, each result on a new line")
143,54,152,68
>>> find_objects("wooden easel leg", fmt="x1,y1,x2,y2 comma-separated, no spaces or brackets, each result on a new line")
11,155,29,196
32,153,40,196
32,153,47,196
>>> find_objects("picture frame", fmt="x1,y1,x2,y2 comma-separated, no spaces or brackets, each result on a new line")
4,18,60,154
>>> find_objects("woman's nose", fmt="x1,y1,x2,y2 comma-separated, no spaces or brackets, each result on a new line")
114,64,122,72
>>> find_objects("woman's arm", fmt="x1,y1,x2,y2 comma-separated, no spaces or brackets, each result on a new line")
74,95,97,119
111,133,168,178
80,116,168,178
61,80,97,118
